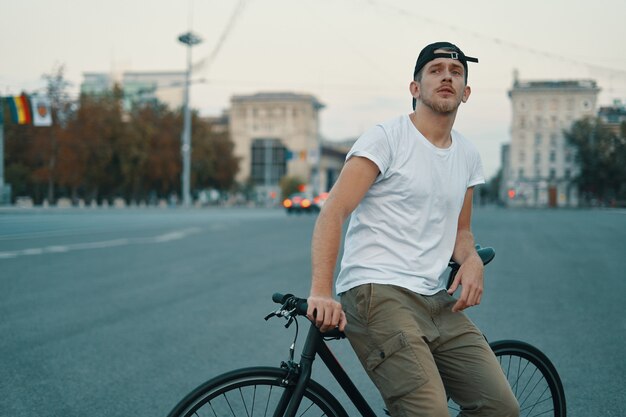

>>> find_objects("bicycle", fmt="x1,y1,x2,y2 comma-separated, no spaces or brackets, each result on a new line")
167,246,566,417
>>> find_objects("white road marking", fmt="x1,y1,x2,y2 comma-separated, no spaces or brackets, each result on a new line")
0,228,202,260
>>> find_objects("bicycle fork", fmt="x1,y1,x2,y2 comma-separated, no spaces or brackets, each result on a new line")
274,325,320,417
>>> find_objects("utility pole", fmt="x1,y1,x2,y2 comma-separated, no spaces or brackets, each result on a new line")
178,31,202,207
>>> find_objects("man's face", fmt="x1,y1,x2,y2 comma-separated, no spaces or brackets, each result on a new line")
413,50,471,114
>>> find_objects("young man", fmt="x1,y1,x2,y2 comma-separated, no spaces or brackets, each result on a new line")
307,42,520,417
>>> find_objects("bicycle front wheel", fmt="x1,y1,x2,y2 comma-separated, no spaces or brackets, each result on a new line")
491,340,566,417
167,366,348,417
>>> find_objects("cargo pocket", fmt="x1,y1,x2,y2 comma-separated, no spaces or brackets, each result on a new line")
364,331,428,401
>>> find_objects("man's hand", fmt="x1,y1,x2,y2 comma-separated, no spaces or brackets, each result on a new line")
447,255,484,312
306,295,347,332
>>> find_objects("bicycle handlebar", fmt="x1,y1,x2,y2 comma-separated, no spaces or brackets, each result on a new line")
272,292,309,316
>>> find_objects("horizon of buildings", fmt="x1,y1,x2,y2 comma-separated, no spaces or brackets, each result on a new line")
32,70,626,207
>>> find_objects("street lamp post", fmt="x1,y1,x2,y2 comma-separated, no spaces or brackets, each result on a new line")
178,31,202,207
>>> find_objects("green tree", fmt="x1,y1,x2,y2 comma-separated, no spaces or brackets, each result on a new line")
565,117,626,204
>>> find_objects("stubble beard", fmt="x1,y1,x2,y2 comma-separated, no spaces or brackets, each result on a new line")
420,92,462,114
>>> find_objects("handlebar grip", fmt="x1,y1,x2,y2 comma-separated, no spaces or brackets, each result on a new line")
272,293,308,316
272,293,291,304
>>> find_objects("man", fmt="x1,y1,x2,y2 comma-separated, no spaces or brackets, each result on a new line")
306,42,520,417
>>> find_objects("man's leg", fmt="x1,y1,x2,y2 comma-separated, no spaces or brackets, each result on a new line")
432,292,520,417
341,284,451,417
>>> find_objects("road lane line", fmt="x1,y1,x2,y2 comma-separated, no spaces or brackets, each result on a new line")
0,227,202,260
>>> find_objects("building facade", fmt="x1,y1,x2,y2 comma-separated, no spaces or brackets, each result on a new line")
81,71,185,110
229,92,326,199
504,78,600,207
598,100,626,135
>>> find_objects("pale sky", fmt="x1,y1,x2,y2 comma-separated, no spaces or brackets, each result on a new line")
2,0,626,178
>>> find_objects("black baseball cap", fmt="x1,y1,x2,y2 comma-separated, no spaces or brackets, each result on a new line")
412,41,478,109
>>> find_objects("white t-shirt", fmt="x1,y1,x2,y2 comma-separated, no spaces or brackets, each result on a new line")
336,114,485,296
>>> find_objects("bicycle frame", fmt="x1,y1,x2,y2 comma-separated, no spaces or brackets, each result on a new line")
279,322,377,417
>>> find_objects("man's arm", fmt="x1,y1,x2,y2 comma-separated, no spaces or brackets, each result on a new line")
307,156,379,332
447,186,484,312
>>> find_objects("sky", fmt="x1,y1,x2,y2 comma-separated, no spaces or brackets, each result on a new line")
2,0,626,179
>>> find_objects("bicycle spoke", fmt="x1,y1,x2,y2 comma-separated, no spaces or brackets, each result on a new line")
296,400,315,417
209,400,219,417
235,388,250,417
519,368,545,409
224,392,237,417
264,385,273,417
520,395,553,415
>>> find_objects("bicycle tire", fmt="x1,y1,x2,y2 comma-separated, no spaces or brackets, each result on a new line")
447,340,566,417
491,340,566,417
167,366,348,417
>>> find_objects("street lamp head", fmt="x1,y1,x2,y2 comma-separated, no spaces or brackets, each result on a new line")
178,31,202,46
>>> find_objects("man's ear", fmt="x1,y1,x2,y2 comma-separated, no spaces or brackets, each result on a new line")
461,85,471,103
410,80,420,100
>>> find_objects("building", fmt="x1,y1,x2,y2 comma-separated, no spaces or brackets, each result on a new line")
81,71,185,110
229,92,326,200
598,100,626,135
504,76,600,207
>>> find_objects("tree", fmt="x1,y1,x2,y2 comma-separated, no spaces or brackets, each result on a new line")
127,103,181,200
191,114,240,193
565,117,626,204
39,64,75,202
64,85,127,202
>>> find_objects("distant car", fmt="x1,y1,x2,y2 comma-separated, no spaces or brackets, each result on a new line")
283,193,319,214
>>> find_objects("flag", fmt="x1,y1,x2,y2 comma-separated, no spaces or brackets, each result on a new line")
30,96,53,126
8,94,32,125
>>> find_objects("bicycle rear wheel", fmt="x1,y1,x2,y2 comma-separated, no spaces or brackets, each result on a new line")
491,340,566,417
448,340,566,417
167,366,348,417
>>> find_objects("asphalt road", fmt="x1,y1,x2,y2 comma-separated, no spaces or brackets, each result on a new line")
0,206,624,417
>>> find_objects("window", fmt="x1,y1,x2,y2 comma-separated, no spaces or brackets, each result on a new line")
534,152,541,165
549,168,556,179
550,134,558,147
535,133,542,146
518,168,525,179
549,150,556,162
535,116,543,128
250,138,287,185
551,116,559,128
519,151,526,163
